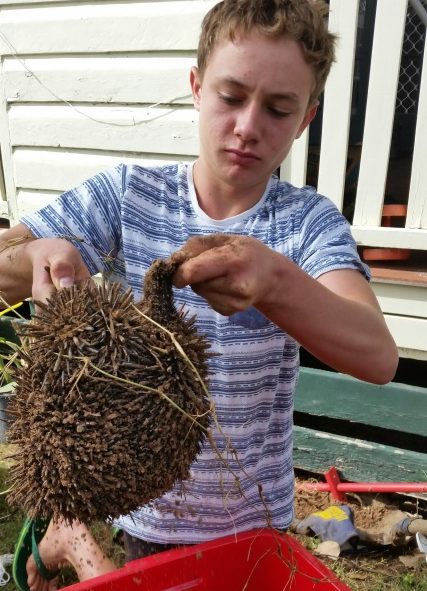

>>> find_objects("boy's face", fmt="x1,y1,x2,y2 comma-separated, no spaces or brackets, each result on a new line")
191,31,318,196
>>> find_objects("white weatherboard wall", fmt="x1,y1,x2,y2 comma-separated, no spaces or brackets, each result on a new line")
0,0,426,360
0,0,216,219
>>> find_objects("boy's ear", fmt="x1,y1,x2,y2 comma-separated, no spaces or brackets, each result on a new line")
190,66,202,110
296,101,319,139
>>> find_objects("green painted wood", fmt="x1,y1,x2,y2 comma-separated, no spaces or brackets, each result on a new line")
295,367,427,437
293,426,427,483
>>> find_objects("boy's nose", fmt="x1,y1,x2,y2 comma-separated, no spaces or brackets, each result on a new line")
233,105,260,142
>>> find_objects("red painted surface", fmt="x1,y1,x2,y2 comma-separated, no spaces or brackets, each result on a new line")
301,482,427,495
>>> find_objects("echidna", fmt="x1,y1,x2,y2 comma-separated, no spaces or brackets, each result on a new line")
7,255,212,524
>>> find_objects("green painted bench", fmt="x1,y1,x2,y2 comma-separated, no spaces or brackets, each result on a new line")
294,367,427,483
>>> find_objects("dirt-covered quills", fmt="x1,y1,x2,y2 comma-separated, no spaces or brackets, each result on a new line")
7,257,212,524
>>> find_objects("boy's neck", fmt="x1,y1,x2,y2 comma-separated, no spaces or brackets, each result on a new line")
192,160,270,220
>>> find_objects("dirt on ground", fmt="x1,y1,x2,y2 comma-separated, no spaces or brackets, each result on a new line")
1,448,427,590
291,474,427,590
295,476,394,531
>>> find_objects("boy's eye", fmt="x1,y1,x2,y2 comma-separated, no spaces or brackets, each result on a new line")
268,107,290,118
219,93,242,105
218,93,291,118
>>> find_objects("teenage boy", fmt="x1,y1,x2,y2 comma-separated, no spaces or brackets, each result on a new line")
0,1,398,589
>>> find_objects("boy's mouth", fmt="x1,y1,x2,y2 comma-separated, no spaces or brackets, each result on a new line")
225,149,260,162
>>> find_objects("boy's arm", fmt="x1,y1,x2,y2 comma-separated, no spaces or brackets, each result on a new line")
259,264,398,385
0,223,90,306
173,234,398,385
0,223,35,306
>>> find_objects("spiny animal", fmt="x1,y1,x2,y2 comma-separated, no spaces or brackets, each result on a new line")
7,256,212,524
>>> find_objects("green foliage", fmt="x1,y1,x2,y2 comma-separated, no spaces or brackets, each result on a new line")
0,336,20,388
0,464,24,591
400,572,427,590
303,535,321,551
326,558,427,591
0,314,24,389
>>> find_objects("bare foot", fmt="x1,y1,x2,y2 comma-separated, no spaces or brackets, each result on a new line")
26,519,116,591
26,520,63,591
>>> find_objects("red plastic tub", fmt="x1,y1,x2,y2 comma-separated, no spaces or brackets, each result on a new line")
65,528,351,591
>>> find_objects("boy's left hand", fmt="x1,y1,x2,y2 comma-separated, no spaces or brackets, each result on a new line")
173,234,280,316
173,233,398,383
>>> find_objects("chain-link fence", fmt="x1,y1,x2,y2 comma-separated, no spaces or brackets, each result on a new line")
396,0,426,114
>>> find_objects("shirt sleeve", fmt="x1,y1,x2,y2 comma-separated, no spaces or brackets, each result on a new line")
296,189,371,281
20,164,126,276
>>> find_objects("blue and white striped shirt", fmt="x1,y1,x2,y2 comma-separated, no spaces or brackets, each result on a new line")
22,162,369,543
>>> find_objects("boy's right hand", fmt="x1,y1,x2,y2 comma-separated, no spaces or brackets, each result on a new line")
28,238,91,303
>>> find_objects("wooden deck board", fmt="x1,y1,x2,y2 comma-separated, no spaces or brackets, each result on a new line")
369,263,427,286
294,425,427,483
295,367,427,436
294,367,427,482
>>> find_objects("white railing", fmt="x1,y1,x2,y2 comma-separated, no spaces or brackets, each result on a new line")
282,0,427,251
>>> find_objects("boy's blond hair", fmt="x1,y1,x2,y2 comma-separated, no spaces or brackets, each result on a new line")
197,0,336,104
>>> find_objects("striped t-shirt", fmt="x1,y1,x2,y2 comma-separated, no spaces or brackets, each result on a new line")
22,162,369,543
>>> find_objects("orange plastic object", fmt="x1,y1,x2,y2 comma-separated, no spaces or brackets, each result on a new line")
362,203,411,262
363,248,411,261
381,204,407,227
64,528,352,591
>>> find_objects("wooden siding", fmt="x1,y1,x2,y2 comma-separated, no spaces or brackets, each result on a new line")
0,0,215,219
0,2,210,53
0,0,425,358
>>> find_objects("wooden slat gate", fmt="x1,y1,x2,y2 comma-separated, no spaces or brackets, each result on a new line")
281,0,427,246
